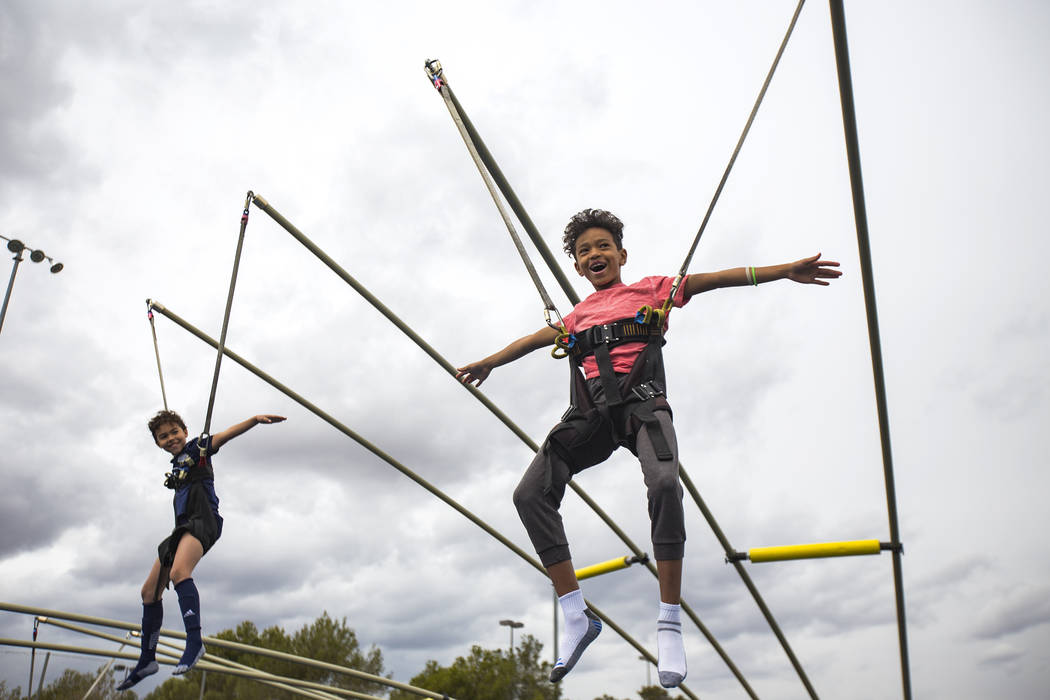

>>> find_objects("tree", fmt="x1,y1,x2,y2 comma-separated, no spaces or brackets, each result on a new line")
638,685,686,700
144,611,387,699
390,634,560,700
6,666,137,699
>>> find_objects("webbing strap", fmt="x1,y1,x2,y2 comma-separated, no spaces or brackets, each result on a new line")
592,342,625,411
202,190,253,437
146,299,169,411
665,0,807,310
425,59,565,332
569,319,662,361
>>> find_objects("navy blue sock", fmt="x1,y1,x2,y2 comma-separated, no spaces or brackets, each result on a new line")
174,578,204,670
139,600,163,664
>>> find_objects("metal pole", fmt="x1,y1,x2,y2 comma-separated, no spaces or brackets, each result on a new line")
248,196,751,692
27,618,38,699
140,308,704,700
427,67,580,306
81,631,132,699
36,651,51,695
827,3,911,698
551,588,558,666
0,250,24,336
0,639,387,700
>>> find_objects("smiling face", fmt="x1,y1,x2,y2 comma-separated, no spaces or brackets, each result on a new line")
153,421,188,455
573,227,627,290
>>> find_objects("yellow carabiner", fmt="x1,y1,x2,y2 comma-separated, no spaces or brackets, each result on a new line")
551,330,572,360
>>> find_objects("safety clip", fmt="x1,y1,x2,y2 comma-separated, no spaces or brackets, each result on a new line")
551,330,575,359
424,59,445,89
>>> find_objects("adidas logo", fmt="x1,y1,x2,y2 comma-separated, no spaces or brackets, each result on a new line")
183,609,196,618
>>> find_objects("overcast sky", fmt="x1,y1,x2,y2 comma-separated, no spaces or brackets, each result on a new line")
2,1,1048,698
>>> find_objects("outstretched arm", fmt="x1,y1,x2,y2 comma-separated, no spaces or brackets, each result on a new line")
212,414,286,450
683,253,841,298
456,326,560,387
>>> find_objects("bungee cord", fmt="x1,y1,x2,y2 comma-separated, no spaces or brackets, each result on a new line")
425,60,570,355
201,190,254,439
661,0,807,323
424,60,582,308
144,302,703,700
146,300,169,411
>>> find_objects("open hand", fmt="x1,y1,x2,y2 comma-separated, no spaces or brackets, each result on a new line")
456,361,492,387
788,253,841,285
255,415,286,424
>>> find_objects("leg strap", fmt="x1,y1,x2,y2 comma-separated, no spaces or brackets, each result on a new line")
628,382,674,461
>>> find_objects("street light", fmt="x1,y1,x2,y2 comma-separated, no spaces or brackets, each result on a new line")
0,234,63,336
499,619,524,652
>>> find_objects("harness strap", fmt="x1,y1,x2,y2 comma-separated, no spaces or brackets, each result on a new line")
567,317,674,462
628,383,674,461
569,318,662,361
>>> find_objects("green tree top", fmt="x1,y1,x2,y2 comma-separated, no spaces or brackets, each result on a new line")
144,611,387,700
391,633,559,700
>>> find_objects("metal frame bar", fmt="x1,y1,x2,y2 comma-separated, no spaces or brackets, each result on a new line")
827,2,911,697
139,306,704,700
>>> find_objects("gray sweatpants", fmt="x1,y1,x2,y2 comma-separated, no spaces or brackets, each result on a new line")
513,383,686,568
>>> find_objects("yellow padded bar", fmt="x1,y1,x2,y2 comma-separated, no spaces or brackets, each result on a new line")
575,556,631,581
749,539,882,563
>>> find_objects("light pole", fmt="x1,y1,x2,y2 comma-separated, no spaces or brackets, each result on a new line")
0,235,63,336
499,619,524,653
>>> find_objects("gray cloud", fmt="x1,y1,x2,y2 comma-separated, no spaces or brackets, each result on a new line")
973,584,1050,641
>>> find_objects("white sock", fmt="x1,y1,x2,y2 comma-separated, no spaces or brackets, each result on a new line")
657,601,687,687
558,589,589,657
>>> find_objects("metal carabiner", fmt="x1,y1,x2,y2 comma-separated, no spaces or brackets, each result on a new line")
424,59,445,89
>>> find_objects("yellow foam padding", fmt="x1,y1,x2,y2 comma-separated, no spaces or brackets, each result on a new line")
575,556,630,581
749,539,882,563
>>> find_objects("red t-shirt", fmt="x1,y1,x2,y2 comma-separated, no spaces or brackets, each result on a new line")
564,275,690,378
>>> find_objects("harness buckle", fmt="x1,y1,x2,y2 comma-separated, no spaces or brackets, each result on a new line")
596,324,616,345
631,381,664,401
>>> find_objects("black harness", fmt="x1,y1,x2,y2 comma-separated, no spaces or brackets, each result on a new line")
154,442,221,600
543,316,674,492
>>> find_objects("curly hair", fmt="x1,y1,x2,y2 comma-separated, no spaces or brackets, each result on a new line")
148,409,187,439
562,208,624,258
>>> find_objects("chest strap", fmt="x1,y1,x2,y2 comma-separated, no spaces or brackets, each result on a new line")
164,461,215,490
568,318,662,361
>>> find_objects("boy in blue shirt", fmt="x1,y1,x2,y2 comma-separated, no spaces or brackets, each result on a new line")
458,208,840,686
117,409,285,690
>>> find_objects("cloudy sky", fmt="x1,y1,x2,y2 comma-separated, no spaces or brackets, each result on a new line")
2,1,1048,698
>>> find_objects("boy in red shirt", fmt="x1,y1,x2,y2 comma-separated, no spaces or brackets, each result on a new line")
457,208,840,687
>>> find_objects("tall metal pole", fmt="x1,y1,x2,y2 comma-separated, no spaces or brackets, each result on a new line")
0,250,24,336
827,2,911,697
